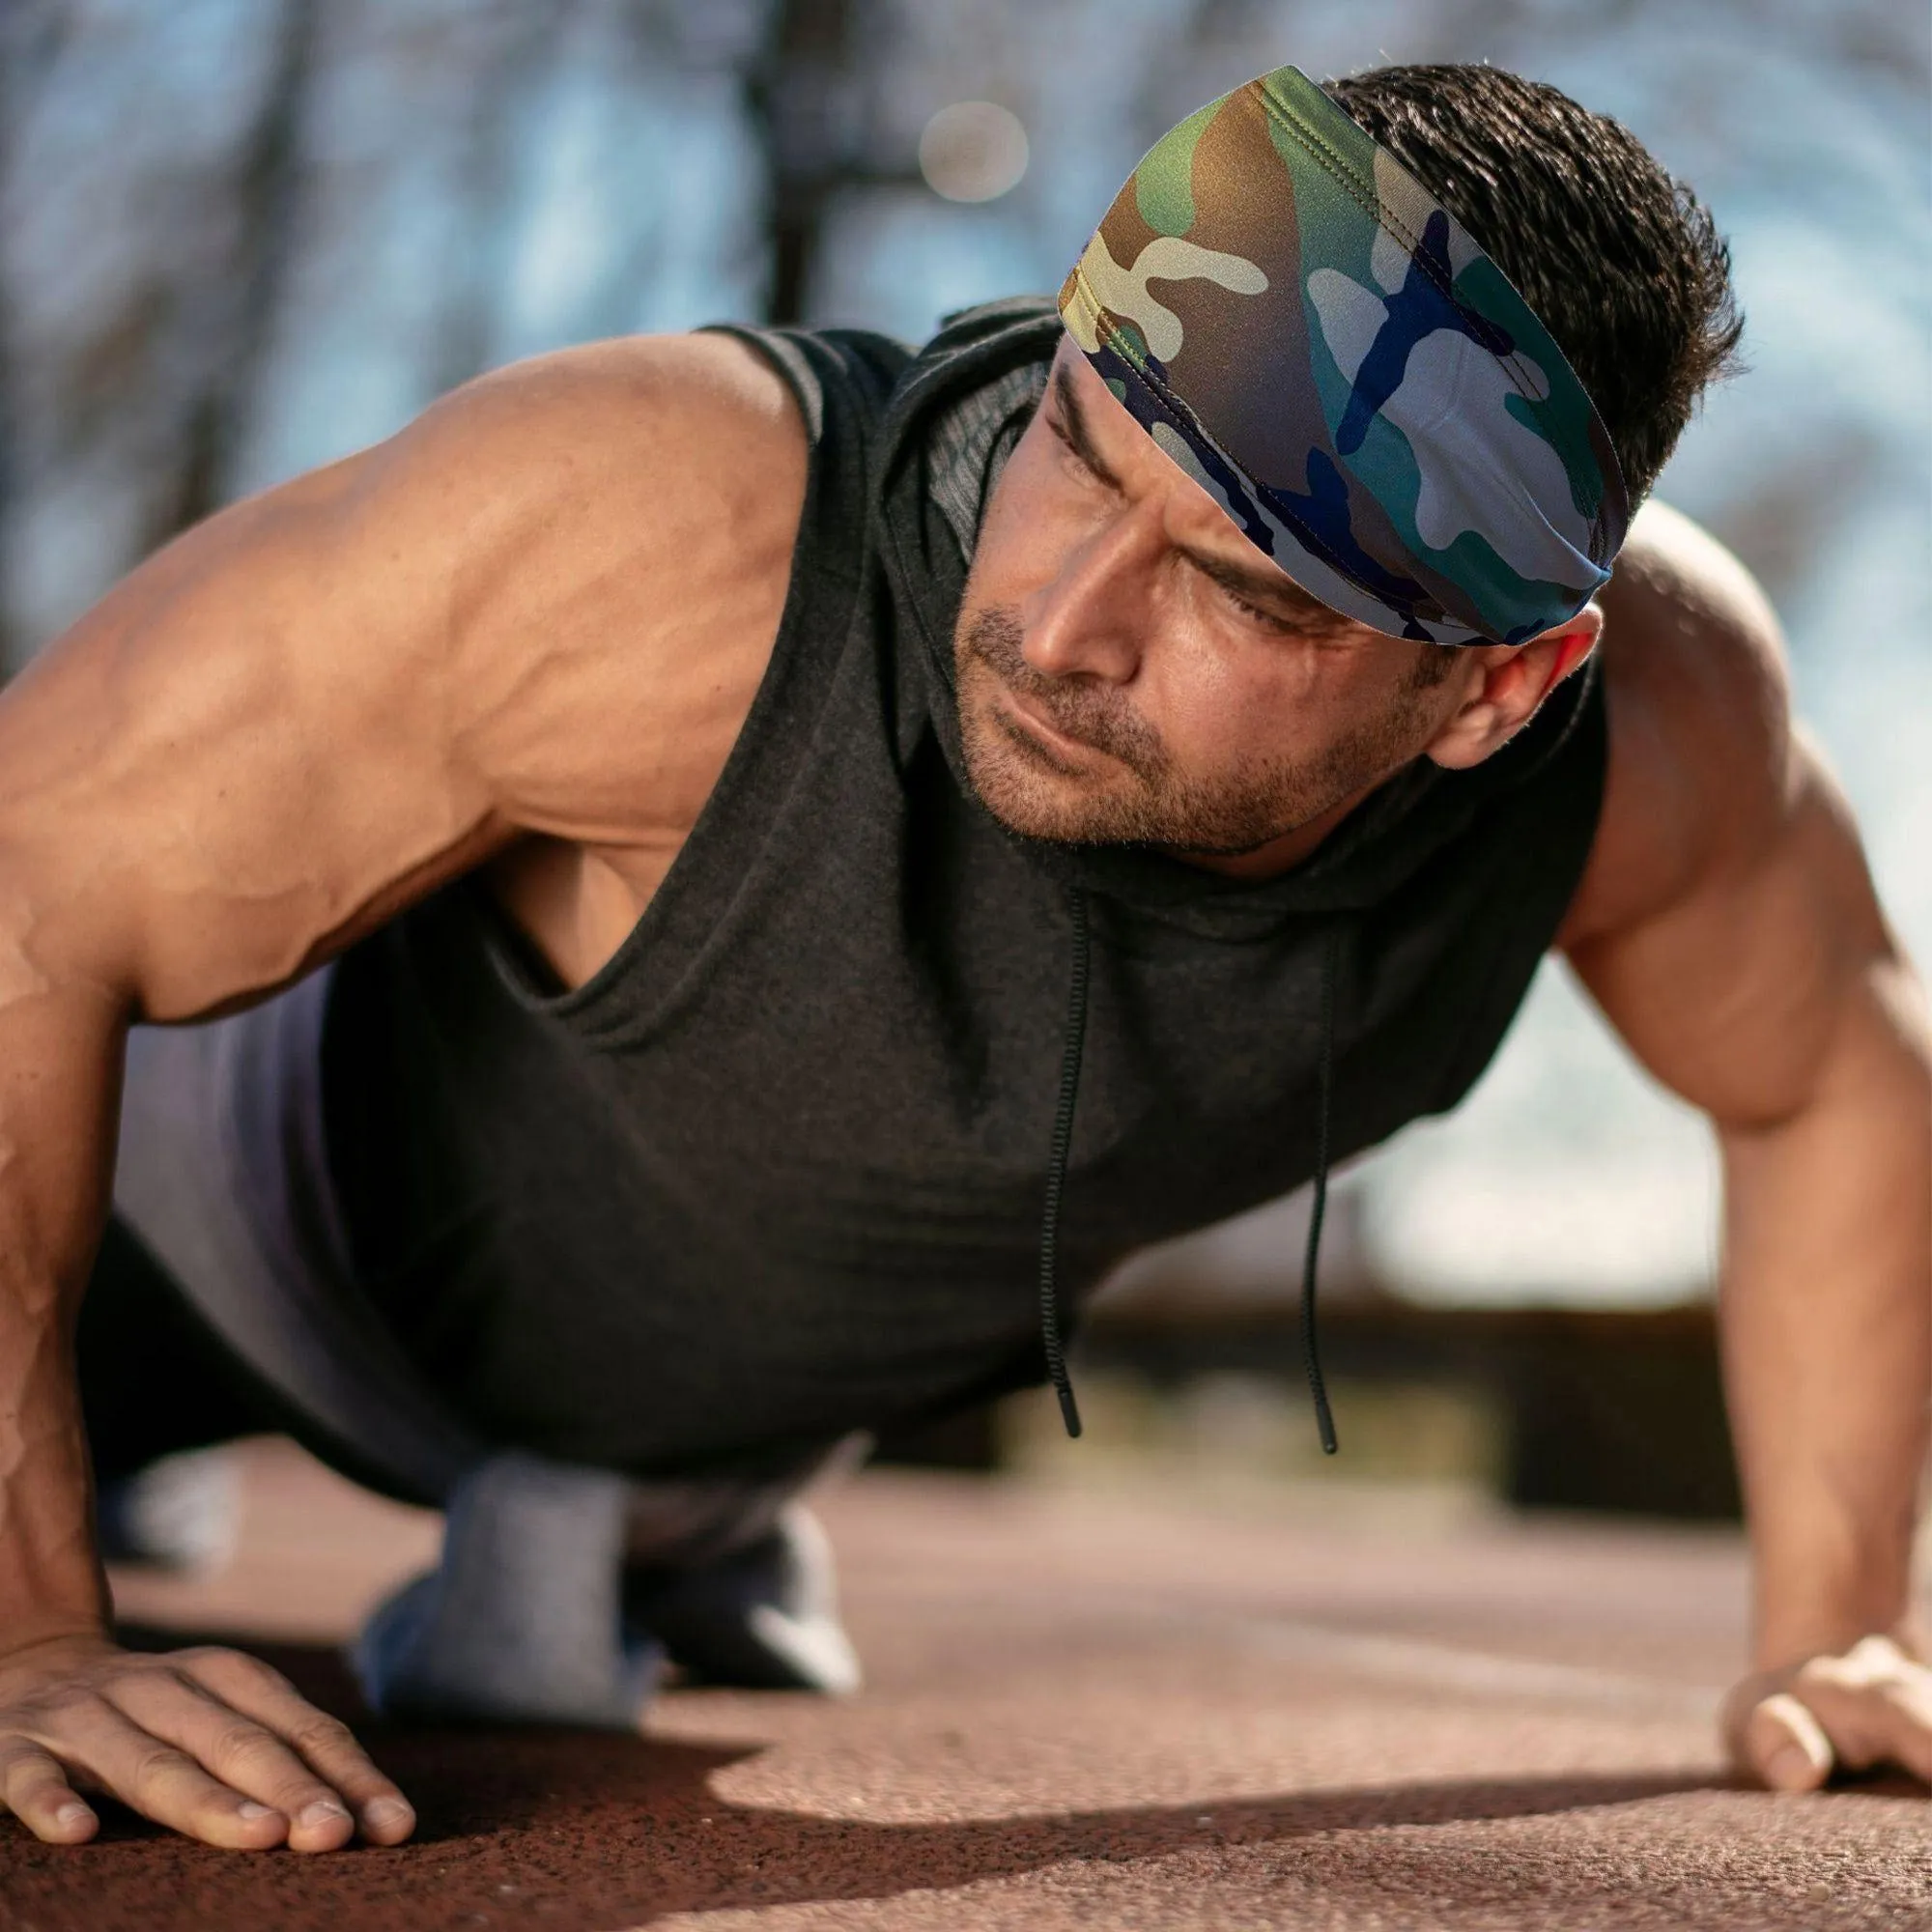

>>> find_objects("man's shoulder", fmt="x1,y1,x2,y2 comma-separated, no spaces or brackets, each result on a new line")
385,332,814,984
460,328,802,437
1559,498,1795,948
391,328,809,794
406,329,807,560
315,328,810,698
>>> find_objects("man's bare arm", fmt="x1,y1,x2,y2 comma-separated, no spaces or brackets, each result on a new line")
1564,501,1932,1787
0,330,803,1850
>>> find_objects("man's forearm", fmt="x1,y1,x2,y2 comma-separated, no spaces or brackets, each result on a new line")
0,976,422,1855
1718,958,1932,1668
0,980,127,1646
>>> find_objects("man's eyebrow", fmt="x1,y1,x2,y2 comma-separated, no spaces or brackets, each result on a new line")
1177,542,1349,632
1047,360,1348,636
1045,363,1125,494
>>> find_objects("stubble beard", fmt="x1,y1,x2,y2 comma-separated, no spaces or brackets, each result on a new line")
953,604,1433,858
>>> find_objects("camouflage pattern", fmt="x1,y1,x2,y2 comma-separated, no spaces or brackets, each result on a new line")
1059,65,1630,646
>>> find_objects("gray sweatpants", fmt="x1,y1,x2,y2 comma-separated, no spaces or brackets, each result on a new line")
109,969,861,1724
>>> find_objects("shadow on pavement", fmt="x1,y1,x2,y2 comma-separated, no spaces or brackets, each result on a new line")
0,1632,1779,1932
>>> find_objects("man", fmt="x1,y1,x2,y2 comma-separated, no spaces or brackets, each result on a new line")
0,60,1926,1855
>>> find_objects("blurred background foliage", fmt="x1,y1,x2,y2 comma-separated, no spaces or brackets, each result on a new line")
2,0,1927,1504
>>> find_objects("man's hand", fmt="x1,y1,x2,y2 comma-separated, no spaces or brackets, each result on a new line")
0,1634,415,1851
1724,1634,1932,1792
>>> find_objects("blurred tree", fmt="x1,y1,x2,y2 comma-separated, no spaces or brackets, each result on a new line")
0,0,772,668
745,0,928,326
0,2,65,671
746,0,857,326
160,0,320,541
1,0,319,667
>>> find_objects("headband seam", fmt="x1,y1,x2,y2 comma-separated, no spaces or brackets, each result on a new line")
1252,83,1569,434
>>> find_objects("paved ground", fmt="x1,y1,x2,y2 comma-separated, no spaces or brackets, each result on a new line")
4,1439,1927,1930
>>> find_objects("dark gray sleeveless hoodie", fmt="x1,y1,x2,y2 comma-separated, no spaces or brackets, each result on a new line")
322,298,1606,1478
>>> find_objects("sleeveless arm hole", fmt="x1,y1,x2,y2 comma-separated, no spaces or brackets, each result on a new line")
1427,664,1611,1118
473,325,905,1043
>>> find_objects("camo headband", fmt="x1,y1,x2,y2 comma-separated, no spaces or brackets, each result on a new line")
1058,65,1630,645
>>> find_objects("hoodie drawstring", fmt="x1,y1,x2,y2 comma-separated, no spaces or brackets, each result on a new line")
1037,889,1090,1437
1036,896,1340,1455
1300,924,1341,1456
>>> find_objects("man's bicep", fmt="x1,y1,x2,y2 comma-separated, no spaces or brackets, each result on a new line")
1565,738,1895,1127
0,330,801,1025
0,428,506,1023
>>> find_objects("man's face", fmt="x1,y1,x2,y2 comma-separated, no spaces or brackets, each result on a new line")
954,342,1477,869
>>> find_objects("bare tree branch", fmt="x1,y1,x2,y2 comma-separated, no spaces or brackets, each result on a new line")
153,0,322,544
746,0,860,326
0,0,73,673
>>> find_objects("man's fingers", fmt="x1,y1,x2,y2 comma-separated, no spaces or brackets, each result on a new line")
1864,1689,1932,1785
1745,1690,1835,1792
174,1648,414,1844
1793,1649,1932,1784
0,1739,99,1845
102,1668,357,1853
21,1693,289,1850
0,1638,407,1853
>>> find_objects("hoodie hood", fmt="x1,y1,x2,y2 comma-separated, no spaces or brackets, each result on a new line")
873,297,1601,938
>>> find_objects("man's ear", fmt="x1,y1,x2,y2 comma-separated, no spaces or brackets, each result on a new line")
1425,605,1603,772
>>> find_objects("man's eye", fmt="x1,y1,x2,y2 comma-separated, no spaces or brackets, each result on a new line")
1219,581,1295,633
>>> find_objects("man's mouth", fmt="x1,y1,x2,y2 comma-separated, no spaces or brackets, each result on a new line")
989,680,1128,777
994,684,1101,766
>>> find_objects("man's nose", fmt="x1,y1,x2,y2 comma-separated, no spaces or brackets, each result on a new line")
1019,498,1162,685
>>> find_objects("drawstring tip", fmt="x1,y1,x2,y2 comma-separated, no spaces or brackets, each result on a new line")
1038,889,1091,1449
1299,923,1345,1463
1055,1381,1083,1438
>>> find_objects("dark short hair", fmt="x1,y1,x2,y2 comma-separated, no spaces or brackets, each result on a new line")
1323,64,1744,504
